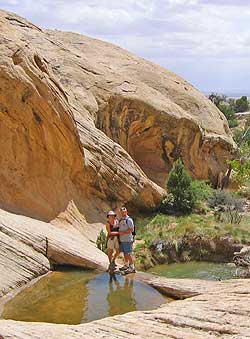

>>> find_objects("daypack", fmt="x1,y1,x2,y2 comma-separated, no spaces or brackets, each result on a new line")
126,217,136,237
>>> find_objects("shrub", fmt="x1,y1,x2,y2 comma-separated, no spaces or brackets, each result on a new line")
96,229,107,253
208,190,234,208
190,180,214,203
235,96,249,113
159,194,175,214
228,119,239,128
166,159,196,213
219,104,236,121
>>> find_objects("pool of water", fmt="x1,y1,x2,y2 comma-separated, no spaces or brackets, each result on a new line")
148,261,238,280
1,268,168,324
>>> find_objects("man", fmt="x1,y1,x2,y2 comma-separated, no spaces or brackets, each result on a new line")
118,207,136,274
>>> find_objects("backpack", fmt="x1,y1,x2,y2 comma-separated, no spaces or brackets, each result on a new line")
126,217,136,237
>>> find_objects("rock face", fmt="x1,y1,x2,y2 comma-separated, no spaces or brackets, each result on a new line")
0,278,249,339
0,10,234,221
0,9,235,297
0,208,108,297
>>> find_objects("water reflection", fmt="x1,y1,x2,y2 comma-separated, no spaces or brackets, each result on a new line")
2,269,167,324
107,277,136,316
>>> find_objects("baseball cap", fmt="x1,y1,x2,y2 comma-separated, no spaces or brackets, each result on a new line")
107,210,116,217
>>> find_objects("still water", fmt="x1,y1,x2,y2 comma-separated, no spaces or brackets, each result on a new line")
1,268,168,324
148,261,238,280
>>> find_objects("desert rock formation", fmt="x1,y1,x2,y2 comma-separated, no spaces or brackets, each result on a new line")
0,9,235,296
0,9,234,222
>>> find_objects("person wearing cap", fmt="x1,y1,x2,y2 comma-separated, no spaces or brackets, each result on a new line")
118,207,136,274
106,211,120,267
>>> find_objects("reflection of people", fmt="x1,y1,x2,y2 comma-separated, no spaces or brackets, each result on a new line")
107,277,136,316
118,207,136,274
106,211,120,267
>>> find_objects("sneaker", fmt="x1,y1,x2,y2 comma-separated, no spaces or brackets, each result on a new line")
122,266,136,275
119,265,129,271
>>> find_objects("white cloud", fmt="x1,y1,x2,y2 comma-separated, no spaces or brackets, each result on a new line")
1,0,250,93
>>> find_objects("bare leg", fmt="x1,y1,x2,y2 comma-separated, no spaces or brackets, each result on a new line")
108,249,113,263
113,249,120,262
125,254,133,265
124,253,130,266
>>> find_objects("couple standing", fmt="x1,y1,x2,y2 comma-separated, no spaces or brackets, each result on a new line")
106,207,136,275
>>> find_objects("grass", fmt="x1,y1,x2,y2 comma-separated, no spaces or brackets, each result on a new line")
134,212,250,270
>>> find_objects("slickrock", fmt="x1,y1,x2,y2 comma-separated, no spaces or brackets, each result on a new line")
0,8,236,298
0,208,108,297
0,9,234,223
0,278,249,339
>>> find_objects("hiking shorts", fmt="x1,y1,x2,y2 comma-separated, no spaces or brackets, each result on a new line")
107,236,119,250
119,241,133,254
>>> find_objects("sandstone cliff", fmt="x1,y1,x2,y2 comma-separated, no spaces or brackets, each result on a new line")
0,9,235,296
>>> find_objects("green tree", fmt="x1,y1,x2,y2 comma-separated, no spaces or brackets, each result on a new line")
208,93,226,107
219,104,236,121
235,96,249,113
166,159,195,213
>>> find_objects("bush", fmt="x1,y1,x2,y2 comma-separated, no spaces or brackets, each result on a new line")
166,159,196,213
208,190,234,208
228,119,239,128
159,194,175,214
96,230,107,253
235,96,249,113
219,104,236,121
190,180,214,203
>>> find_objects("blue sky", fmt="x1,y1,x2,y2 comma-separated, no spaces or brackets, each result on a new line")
1,0,250,95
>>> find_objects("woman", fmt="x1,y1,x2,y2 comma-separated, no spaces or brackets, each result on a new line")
106,210,120,267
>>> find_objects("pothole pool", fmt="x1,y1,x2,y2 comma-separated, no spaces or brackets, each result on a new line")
1,267,169,324
148,261,238,280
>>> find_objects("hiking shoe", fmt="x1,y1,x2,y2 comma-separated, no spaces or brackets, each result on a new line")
122,266,136,275
119,265,129,271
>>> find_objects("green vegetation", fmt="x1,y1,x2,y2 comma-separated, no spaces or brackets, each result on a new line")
96,229,107,253
160,159,213,215
164,159,195,213
229,143,250,184
235,96,249,113
134,210,249,270
134,169,249,270
208,93,250,127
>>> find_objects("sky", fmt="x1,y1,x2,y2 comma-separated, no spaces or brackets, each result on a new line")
1,0,250,95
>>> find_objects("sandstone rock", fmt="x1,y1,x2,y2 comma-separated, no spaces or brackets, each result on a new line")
0,9,234,223
0,208,108,297
0,8,236,298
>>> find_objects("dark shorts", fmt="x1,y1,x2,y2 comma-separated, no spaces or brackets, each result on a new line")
119,241,133,254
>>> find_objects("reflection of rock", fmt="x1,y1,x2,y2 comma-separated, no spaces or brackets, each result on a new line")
2,270,98,325
0,278,249,338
